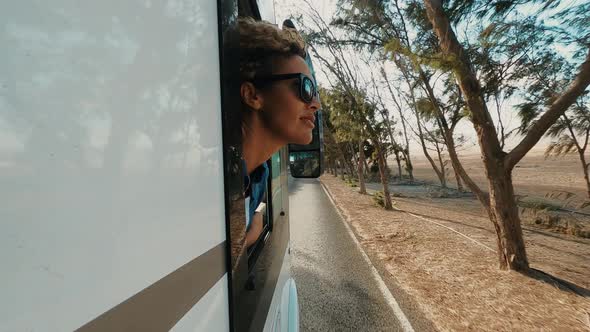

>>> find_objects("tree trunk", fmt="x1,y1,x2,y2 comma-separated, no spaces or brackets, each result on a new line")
423,0,528,271
416,116,445,186
395,151,403,180
487,167,529,270
404,150,414,182
396,56,445,186
434,141,447,188
381,106,404,181
376,142,393,210
383,148,390,176
363,154,370,177
327,128,349,180
444,129,489,207
447,127,465,192
336,143,346,180
346,142,357,179
358,140,367,194
382,67,414,181
578,150,590,199
453,165,464,192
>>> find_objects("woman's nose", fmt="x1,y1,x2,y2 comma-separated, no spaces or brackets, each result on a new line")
309,94,320,112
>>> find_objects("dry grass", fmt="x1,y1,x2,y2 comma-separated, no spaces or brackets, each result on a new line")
321,174,590,331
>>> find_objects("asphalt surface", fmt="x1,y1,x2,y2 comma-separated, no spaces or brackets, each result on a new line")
288,177,408,331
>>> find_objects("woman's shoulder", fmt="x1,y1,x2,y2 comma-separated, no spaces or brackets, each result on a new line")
250,162,269,183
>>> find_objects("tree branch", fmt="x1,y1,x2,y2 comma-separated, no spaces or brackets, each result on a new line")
584,128,590,152
505,48,590,170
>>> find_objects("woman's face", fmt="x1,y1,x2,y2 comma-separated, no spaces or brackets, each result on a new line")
258,55,320,145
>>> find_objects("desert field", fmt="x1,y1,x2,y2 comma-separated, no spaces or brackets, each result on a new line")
406,150,589,208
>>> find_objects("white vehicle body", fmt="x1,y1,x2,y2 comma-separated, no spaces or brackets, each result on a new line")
0,1,312,331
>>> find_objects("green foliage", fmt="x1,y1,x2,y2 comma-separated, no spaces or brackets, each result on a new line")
545,136,577,157
384,37,460,73
402,1,442,62
514,47,576,134
551,2,590,54
545,190,576,202
516,102,541,133
372,190,385,207
520,207,589,238
344,176,358,187
320,80,390,149
518,190,583,211
363,140,375,159
318,0,590,202
445,0,562,23
580,200,590,210
518,200,561,212
543,96,590,158
369,163,379,173
415,97,437,120
320,86,363,142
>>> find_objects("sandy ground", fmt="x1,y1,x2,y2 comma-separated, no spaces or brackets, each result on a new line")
408,151,589,207
320,174,590,331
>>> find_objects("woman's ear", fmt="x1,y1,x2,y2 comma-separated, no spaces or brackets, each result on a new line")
240,82,264,111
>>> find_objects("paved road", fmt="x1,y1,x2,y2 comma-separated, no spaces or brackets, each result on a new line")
288,178,407,331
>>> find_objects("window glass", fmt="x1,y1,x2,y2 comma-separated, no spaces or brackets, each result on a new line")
270,151,282,220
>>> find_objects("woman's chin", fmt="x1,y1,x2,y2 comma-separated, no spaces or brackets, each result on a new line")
292,134,313,145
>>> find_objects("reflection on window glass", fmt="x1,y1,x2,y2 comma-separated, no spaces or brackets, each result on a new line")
289,151,320,177
271,151,282,220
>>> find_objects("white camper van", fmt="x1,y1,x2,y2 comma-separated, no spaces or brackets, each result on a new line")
0,1,322,331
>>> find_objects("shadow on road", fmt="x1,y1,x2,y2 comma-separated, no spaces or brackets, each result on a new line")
288,176,317,195
292,254,394,331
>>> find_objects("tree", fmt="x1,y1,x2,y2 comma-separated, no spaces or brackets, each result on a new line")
421,0,590,271
380,67,415,181
332,0,474,192
332,0,590,271
544,98,590,199
298,1,394,209
322,86,368,193
367,69,407,180
413,97,449,187
512,27,590,199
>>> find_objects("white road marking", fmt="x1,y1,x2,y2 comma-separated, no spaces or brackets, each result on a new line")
402,210,496,253
368,188,495,253
320,181,415,332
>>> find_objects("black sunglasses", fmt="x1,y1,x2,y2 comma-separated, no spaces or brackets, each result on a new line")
251,73,317,104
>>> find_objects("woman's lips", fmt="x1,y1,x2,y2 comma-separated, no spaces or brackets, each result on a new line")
301,116,315,128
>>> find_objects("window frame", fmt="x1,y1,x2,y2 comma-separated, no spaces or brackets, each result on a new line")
220,2,292,331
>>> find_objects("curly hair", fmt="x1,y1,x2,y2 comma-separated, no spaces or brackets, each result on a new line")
227,17,307,82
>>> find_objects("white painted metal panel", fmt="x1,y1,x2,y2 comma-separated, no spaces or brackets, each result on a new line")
171,275,230,332
263,246,294,332
0,1,227,330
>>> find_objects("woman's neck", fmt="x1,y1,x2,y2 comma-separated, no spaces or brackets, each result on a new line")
242,114,284,174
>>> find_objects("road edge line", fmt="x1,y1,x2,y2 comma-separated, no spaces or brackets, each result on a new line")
319,180,415,332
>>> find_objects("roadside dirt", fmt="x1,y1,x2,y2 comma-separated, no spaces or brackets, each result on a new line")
320,174,590,331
